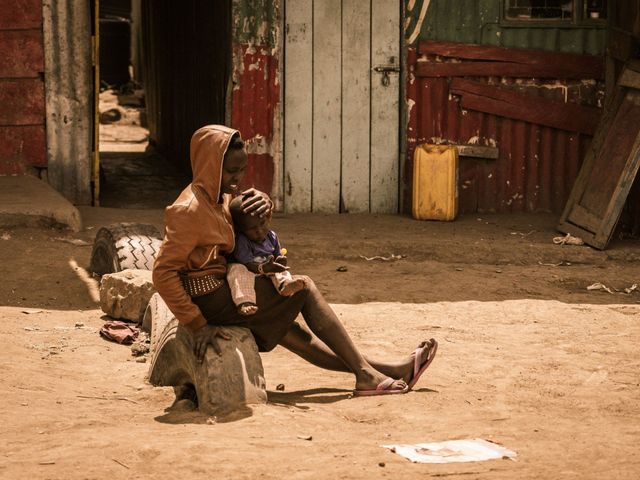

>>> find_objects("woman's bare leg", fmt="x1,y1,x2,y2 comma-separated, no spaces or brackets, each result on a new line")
279,322,433,383
283,277,420,390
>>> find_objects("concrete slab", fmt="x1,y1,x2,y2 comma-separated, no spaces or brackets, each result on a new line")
0,175,82,231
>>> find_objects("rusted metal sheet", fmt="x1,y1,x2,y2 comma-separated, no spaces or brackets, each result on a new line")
0,30,43,78
0,0,42,29
406,47,599,214
230,0,281,201
0,0,47,177
0,126,46,174
0,79,45,125
230,44,278,197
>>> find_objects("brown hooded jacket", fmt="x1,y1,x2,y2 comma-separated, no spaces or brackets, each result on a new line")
152,125,238,331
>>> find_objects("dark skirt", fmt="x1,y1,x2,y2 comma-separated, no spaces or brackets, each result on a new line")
193,276,308,352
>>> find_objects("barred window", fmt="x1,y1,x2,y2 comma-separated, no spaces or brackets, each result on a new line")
504,0,607,22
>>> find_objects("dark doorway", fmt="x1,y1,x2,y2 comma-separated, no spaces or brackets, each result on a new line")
98,0,232,208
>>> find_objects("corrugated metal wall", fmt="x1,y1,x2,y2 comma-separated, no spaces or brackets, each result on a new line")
404,0,607,214
140,0,231,172
410,0,606,54
0,0,46,176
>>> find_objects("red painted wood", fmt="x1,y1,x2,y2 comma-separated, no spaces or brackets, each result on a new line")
231,43,280,196
415,61,604,80
239,153,274,197
0,79,45,125
0,0,42,29
0,125,46,173
0,30,44,78
419,40,604,77
450,79,601,135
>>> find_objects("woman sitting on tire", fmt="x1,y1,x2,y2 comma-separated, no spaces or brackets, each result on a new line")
152,125,437,396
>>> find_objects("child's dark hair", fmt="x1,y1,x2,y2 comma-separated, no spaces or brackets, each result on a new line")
229,193,253,225
229,132,245,150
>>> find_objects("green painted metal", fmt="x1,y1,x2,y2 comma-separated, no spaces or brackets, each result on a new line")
232,0,280,46
405,0,606,55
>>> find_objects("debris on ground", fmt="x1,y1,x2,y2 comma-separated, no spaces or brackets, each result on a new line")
587,282,638,294
297,435,313,441
131,331,150,356
276,383,285,391
1,232,11,240
359,254,406,261
21,309,43,315
538,261,572,267
99,320,140,345
587,283,615,294
553,233,585,246
53,237,91,246
336,266,348,272
382,438,517,464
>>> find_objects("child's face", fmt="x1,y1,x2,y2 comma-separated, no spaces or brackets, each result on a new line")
239,213,271,243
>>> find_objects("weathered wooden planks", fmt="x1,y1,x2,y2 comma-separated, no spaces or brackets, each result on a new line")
341,0,371,213
419,40,604,78
558,73,640,249
284,0,399,213
312,0,342,213
450,79,601,135
416,61,604,80
284,0,313,213
370,0,400,213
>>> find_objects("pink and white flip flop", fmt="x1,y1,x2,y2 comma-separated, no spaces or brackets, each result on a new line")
407,339,438,391
353,377,409,397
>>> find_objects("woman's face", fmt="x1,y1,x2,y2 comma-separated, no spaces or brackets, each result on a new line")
220,148,248,195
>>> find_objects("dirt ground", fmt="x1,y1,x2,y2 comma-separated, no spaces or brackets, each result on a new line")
1,208,639,479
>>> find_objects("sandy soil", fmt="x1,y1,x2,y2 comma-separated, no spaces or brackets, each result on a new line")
1,209,639,479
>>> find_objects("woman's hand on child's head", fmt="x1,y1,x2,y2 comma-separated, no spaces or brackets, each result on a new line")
240,188,273,218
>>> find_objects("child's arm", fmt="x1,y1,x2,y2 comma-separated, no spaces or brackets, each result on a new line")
272,232,288,266
245,256,289,275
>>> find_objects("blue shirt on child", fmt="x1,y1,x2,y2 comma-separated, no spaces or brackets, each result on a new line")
231,230,281,265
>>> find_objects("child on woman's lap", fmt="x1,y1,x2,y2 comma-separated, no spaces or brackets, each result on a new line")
227,194,306,315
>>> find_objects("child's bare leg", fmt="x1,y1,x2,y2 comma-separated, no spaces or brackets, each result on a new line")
227,263,258,315
280,322,435,384
272,271,306,297
293,277,406,391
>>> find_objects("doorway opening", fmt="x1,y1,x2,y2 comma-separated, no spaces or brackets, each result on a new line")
95,0,231,209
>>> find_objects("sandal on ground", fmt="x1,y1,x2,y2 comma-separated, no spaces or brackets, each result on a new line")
352,377,409,397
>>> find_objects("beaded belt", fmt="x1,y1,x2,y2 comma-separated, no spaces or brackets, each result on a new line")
180,272,225,297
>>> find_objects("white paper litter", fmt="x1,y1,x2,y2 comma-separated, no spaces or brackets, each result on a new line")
382,438,517,464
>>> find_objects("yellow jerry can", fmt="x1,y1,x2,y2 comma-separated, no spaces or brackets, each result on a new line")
412,144,458,221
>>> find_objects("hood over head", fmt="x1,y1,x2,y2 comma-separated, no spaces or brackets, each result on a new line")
189,124,240,203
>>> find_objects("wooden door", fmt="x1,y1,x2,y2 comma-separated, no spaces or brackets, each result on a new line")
284,0,400,213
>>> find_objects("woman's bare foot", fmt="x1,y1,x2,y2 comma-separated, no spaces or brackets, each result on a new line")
238,302,258,316
353,368,408,395
279,278,306,297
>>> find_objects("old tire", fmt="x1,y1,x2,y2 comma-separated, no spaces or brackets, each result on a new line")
89,222,162,276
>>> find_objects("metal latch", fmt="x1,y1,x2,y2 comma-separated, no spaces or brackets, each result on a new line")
373,57,400,86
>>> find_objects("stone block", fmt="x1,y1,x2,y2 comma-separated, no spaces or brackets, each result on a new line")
100,269,156,322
